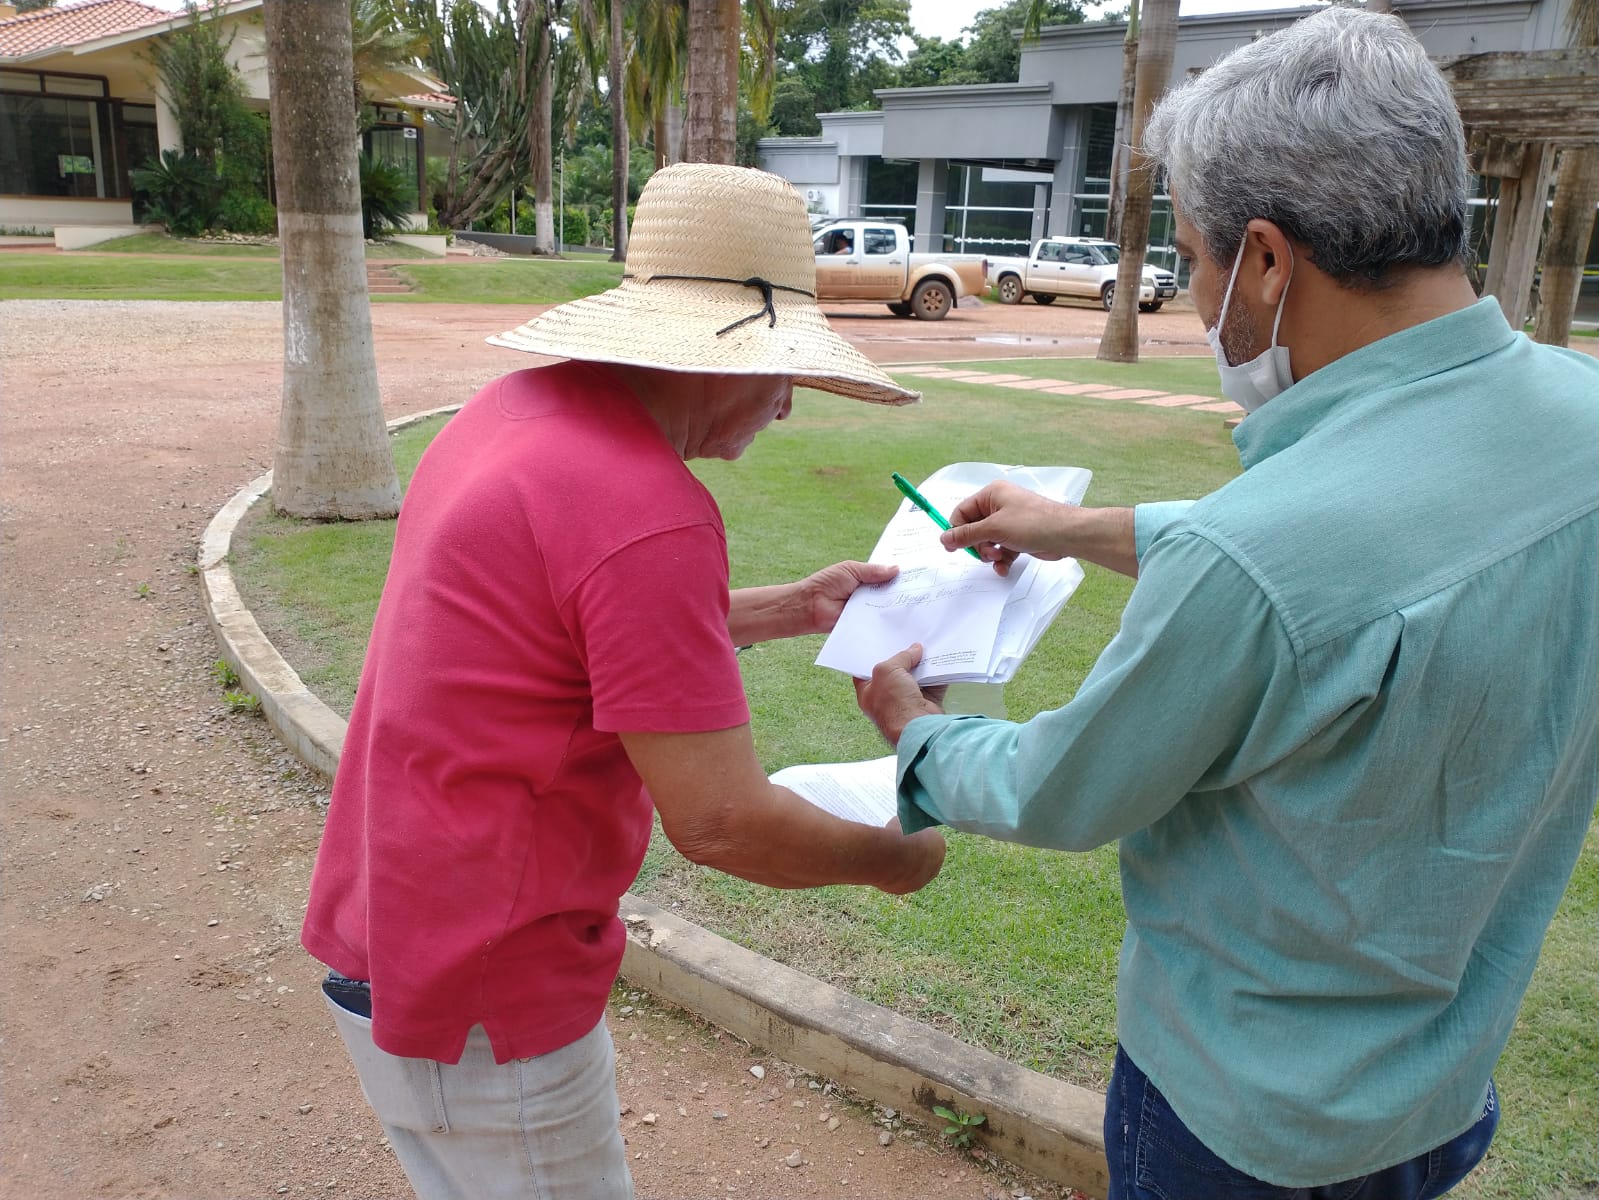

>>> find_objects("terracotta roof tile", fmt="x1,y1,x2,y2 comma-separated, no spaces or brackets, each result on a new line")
0,0,175,59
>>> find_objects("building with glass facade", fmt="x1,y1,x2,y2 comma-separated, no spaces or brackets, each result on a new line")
758,0,1593,286
0,0,444,246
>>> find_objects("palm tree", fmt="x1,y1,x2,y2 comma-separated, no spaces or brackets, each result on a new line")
260,0,402,519
571,0,629,258
606,0,628,259
1106,0,1137,243
520,0,561,254
626,0,687,169
1533,0,1598,346
1098,0,1177,363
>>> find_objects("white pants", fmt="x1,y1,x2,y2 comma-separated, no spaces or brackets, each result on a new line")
324,995,634,1200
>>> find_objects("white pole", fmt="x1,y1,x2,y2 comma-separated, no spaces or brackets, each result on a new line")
558,147,564,250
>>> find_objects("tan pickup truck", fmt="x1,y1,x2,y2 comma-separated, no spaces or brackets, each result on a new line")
812,221,988,320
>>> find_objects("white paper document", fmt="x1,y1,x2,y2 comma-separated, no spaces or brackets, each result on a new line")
815,462,1092,685
771,755,898,826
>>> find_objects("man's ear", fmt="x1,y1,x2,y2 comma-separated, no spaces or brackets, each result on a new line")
1244,219,1293,307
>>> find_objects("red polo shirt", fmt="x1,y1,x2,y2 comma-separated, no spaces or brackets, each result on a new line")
302,361,750,1063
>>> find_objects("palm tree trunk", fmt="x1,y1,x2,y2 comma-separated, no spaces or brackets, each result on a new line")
609,0,629,261
685,0,738,164
1099,0,1177,363
665,100,685,164
525,3,557,255
261,0,401,520
1106,0,1139,243
1533,144,1599,346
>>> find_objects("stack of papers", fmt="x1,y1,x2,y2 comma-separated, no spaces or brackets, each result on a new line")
770,756,898,826
815,462,1091,685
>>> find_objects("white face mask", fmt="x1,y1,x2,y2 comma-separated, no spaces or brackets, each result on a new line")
1206,238,1295,414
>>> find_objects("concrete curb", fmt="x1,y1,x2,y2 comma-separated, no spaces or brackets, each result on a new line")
198,406,1110,1198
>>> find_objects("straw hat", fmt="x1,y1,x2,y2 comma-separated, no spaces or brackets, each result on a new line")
489,163,919,406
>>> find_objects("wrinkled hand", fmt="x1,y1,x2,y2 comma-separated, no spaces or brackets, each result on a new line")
854,643,946,747
797,560,898,635
877,817,947,895
941,480,1078,577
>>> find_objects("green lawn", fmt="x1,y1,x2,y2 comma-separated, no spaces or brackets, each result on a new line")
0,246,623,303
229,366,1597,1198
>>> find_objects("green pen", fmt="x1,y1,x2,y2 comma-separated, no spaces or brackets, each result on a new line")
891,472,983,559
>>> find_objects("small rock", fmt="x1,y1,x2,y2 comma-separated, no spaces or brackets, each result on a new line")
879,1132,893,1147
618,1104,632,1117
756,1136,769,1149
676,1106,687,1117
749,1065,765,1080
618,1005,634,1016
827,1117,840,1132
296,1104,313,1115
207,919,219,927
784,1149,803,1168
640,1112,657,1126
711,1110,728,1120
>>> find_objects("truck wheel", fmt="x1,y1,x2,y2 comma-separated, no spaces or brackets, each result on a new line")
1139,301,1163,313
887,302,913,318
911,278,953,320
996,275,1023,305
1032,293,1055,305
1100,282,1115,311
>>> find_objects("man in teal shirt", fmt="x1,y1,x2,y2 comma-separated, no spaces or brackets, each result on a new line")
855,9,1597,1198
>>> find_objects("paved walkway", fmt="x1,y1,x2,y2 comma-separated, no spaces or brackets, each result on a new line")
887,364,1244,415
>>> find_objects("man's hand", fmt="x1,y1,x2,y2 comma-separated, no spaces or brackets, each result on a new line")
941,484,1139,579
729,561,896,646
796,560,898,635
854,643,946,746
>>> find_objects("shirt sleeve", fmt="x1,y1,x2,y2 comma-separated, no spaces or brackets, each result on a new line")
1134,500,1197,561
894,529,1303,850
566,523,751,735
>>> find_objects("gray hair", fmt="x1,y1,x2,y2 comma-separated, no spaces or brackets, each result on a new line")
1143,6,1469,287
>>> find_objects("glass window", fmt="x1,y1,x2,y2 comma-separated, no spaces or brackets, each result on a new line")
362,123,420,210
0,93,107,197
1083,104,1117,189
0,70,42,93
862,227,897,256
43,75,107,98
1036,242,1061,262
864,157,917,208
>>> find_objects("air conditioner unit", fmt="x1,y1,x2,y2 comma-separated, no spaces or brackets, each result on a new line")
804,188,822,202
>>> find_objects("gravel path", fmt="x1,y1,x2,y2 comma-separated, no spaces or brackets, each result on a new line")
1,297,1118,1200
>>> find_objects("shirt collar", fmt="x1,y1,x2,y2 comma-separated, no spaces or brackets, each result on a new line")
1232,297,1516,470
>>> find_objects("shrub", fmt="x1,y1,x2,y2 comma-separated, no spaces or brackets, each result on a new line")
132,150,220,237
216,191,277,236
558,204,588,249
359,154,414,239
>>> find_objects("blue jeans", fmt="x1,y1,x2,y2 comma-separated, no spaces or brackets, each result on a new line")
1105,1046,1498,1200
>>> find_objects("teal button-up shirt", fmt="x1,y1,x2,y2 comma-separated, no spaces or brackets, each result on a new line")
896,299,1598,1185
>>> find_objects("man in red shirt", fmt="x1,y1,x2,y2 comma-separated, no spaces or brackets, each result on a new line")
301,163,945,1198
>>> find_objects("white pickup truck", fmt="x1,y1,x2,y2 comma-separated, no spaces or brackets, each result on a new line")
812,221,988,320
987,237,1179,312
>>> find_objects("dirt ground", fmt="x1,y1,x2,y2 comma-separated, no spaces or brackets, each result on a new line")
0,289,1207,1200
